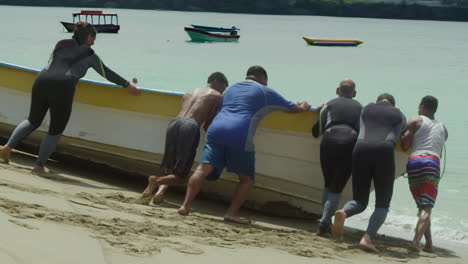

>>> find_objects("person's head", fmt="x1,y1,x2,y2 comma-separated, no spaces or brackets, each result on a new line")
207,72,228,93
73,22,97,46
376,93,395,106
336,79,356,98
246,65,268,86
418,95,438,117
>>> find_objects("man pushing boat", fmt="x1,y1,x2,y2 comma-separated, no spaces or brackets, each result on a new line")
176,66,311,224
134,72,228,205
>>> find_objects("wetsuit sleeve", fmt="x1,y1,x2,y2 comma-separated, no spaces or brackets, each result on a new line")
89,54,130,87
312,104,328,138
264,87,295,109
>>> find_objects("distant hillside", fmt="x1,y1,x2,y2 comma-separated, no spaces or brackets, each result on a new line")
1,0,468,21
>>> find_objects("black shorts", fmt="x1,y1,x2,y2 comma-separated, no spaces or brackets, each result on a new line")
160,117,200,178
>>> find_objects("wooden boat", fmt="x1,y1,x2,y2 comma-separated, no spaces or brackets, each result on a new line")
61,10,120,33
0,61,407,218
184,27,240,42
303,37,363,47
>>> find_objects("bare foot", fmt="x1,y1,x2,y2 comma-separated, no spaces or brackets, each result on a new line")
359,235,380,253
151,192,164,205
223,215,254,225
133,176,159,205
408,242,421,252
0,146,11,164
423,246,434,253
177,206,190,216
32,166,51,174
332,210,346,239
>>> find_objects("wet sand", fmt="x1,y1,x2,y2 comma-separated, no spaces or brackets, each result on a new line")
0,150,466,264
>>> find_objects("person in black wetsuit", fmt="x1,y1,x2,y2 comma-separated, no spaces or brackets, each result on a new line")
312,79,362,236
0,22,139,173
331,93,406,253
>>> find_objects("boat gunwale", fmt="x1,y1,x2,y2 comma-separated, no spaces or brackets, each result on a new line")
0,61,184,97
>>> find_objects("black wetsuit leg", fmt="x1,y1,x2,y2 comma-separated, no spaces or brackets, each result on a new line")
320,135,355,194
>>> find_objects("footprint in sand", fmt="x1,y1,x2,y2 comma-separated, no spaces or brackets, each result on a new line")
9,219,39,230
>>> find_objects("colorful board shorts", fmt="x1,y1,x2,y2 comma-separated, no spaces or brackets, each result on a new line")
199,143,255,181
406,155,441,208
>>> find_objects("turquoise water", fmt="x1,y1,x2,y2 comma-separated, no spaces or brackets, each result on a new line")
1,5,467,249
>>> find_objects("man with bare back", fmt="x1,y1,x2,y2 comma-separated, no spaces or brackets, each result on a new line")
134,72,228,205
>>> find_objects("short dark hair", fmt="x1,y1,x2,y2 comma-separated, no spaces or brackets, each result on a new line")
246,65,268,80
207,72,228,86
73,22,97,45
377,93,395,106
420,95,438,114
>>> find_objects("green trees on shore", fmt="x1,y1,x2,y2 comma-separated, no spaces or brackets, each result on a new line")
1,0,467,21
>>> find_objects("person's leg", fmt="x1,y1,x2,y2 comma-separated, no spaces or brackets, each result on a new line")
423,219,433,252
2,80,49,163
360,145,394,253
223,173,254,224
152,184,170,205
318,140,334,234
178,163,214,215
333,145,371,238
321,142,353,234
33,84,74,173
412,207,432,251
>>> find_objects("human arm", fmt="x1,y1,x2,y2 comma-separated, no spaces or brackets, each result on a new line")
400,116,422,151
90,54,140,95
312,104,327,138
203,95,222,131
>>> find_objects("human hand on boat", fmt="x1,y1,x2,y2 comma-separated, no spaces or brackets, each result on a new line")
126,82,140,96
297,101,311,111
316,103,324,111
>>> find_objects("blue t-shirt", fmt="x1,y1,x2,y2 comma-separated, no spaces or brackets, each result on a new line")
207,80,295,152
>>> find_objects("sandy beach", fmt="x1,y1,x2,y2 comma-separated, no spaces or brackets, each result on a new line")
0,150,466,264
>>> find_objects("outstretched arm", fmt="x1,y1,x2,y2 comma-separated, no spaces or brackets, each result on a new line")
401,116,422,151
90,54,140,95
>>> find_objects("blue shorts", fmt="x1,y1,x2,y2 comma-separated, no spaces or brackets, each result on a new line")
199,143,255,181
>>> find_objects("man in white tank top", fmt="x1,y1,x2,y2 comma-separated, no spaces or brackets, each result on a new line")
401,95,448,253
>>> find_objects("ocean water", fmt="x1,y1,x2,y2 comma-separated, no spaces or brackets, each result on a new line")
1,5,467,250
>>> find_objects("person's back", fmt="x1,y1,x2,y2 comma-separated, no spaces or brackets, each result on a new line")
207,80,294,151
411,116,446,158
358,101,405,147
314,96,362,144
178,87,222,128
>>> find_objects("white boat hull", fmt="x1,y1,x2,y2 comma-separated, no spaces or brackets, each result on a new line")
0,62,408,217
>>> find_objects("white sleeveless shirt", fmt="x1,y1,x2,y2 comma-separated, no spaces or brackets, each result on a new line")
410,116,447,159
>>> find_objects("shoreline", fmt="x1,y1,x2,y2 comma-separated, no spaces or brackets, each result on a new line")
1,149,466,263
1,2,468,22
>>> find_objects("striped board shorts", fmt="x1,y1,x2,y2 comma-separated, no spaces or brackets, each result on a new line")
406,155,441,208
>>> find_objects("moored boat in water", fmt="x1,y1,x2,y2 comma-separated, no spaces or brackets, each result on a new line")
303,37,363,47
61,10,120,33
0,61,407,218
184,25,240,42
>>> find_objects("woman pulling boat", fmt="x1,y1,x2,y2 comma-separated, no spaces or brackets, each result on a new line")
0,22,139,173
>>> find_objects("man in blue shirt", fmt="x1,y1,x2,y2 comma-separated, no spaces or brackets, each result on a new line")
177,66,311,224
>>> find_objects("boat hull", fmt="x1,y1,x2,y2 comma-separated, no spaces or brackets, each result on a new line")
0,61,407,218
61,22,120,33
184,28,239,42
303,37,363,46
